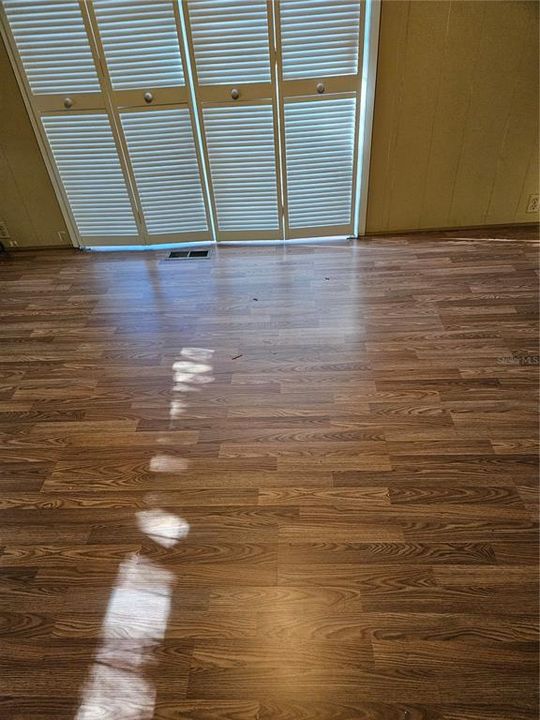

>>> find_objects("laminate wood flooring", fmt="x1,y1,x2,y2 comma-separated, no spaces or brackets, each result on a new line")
0,227,538,719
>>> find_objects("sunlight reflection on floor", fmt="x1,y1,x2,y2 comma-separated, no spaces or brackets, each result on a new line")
75,553,175,720
149,454,189,473
136,509,190,548
75,349,214,719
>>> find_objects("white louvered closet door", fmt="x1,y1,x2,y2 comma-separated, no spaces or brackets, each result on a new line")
1,0,141,244
90,0,212,243
276,0,365,238
185,0,282,240
2,0,369,246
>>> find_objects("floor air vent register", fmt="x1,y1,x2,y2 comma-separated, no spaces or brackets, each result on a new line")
168,249,210,259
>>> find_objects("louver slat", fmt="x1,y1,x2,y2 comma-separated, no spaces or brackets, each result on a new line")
120,109,208,236
284,98,356,229
279,0,362,80
42,114,138,238
188,0,271,85
203,105,279,235
92,1,185,90
3,0,100,94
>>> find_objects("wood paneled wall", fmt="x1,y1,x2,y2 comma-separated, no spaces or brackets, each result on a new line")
0,35,70,248
366,0,539,233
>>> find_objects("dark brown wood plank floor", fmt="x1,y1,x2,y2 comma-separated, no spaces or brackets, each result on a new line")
0,226,538,720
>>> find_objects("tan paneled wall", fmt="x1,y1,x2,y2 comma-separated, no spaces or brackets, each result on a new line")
366,0,539,233
0,34,70,248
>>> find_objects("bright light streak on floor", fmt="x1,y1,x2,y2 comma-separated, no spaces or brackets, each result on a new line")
136,509,190,548
75,554,176,720
76,346,215,719
149,454,189,473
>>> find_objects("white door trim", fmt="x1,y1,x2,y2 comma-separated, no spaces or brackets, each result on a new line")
354,0,381,237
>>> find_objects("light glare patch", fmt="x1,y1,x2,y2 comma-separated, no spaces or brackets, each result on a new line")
173,383,201,393
75,555,174,720
136,509,190,548
170,399,188,417
172,361,212,374
149,454,188,473
180,347,215,361
174,373,214,385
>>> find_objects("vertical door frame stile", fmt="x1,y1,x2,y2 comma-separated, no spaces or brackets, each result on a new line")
80,0,148,244
172,0,216,242
266,0,285,242
349,0,367,236
354,0,381,237
268,0,286,242
272,0,289,241
178,0,219,242
0,6,81,247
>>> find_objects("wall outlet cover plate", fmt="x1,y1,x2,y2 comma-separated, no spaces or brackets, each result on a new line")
526,194,539,213
0,221,10,239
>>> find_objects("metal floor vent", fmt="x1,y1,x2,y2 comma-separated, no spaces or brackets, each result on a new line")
168,249,210,259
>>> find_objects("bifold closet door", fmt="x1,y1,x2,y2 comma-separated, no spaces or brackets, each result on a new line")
277,0,365,239
2,0,211,246
3,0,367,246
185,0,282,241
90,0,212,243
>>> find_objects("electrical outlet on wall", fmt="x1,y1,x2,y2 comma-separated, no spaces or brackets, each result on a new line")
8,240,19,247
526,194,539,213
0,221,10,240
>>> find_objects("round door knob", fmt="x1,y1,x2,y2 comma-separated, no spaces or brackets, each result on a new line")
316,83,325,94
63,97,73,109
231,88,240,100
143,92,153,104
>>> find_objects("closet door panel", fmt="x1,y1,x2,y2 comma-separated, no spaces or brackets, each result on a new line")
277,0,364,238
284,97,356,234
202,104,280,239
42,113,138,242
92,0,189,107
279,0,363,82
3,0,100,94
93,0,185,89
90,0,211,243
188,0,271,87
186,0,281,240
120,108,210,239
